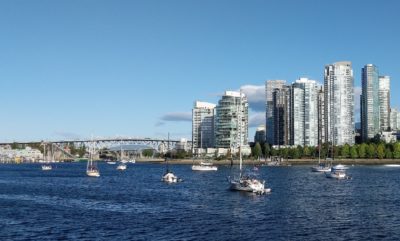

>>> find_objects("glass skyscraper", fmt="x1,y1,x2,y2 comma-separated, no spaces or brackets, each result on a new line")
291,78,319,147
192,101,216,151
265,80,286,145
215,91,248,149
379,76,390,131
324,61,355,146
361,64,380,141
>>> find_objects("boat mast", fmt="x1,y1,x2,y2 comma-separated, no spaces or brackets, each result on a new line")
239,90,242,173
44,142,46,163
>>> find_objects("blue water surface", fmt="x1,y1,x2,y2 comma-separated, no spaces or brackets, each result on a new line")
0,163,399,240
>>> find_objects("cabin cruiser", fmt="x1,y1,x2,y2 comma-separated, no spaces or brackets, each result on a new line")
192,161,218,171
325,164,349,179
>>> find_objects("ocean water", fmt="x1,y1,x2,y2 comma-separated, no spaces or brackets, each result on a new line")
1,163,400,240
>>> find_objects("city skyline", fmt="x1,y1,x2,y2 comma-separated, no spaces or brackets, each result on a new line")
1,1,400,142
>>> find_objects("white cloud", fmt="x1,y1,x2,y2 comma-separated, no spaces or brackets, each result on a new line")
249,112,265,128
161,112,192,122
239,85,265,112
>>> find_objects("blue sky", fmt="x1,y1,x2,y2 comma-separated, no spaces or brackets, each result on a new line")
1,0,399,142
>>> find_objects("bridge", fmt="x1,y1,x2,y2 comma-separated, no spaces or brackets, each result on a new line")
0,137,192,153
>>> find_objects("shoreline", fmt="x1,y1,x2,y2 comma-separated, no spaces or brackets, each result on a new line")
135,158,400,166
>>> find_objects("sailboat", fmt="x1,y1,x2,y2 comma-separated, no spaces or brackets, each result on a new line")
192,131,218,171
311,144,331,172
162,133,182,183
228,91,270,195
116,142,127,171
324,121,349,179
41,143,52,171
86,142,100,177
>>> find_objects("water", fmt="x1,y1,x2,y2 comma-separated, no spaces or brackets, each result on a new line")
1,163,400,240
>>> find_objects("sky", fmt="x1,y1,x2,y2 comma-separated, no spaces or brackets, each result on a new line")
1,0,399,142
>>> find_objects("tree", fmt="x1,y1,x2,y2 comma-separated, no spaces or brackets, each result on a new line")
367,143,376,159
393,142,400,159
263,143,271,157
376,144,385,159
341,144,350,158
281,148,289,159
252,142,262,159
350,145,358,159
142,149,154,157
385,148,393,159
290,148,300,159
303,146,311,157
359,143,367,158
78,145,86,158
296,145,303,157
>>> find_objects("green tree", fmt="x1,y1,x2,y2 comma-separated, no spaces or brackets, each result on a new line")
367,143,376,159
271,148,278,156
290,148,300,159
341,144,350,158
393,142,400,159
142,149,154,157
252,142,262,159
376,144,385,159
350,145,358,159
296,145,303,158
263,143,271,157
281,148,289,159
385,148,393,159
303,146,311,157
359,143,367,158
78,145,86,158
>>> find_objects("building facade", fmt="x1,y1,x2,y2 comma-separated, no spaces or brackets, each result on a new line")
192,101,216,150
254,125,266,144
379,76,390,131
291,78,319,147
272,86,291,146
361,64,380,141
265,80,286,144
324,61,355,145
215,91,248,149
317,86,325,145
390,108,400,131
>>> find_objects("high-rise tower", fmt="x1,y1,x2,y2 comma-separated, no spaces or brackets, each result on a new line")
361,64,380,141
324,61,354,146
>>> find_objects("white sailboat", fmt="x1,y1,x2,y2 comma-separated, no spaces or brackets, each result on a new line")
162,133,182,183
116,142,127,171
324,120,349,180
41,143,52,171
86,142,100,177
311,145,331,172
192,131,218,171
228,91,270,195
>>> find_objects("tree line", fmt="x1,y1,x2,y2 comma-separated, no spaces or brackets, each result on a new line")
251,142,400,159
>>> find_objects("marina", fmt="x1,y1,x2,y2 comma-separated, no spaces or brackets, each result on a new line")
1,163,400,240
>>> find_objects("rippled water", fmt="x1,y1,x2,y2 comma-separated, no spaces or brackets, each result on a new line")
1,163,400,240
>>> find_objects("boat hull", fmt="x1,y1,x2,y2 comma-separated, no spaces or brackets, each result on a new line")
229,179,270,195
191,165,218,171
86,170,100,177
311,166,331,172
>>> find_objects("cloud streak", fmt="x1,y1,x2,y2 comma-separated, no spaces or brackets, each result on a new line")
249,112,265,128
239,85,265,112
156,112,192,126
